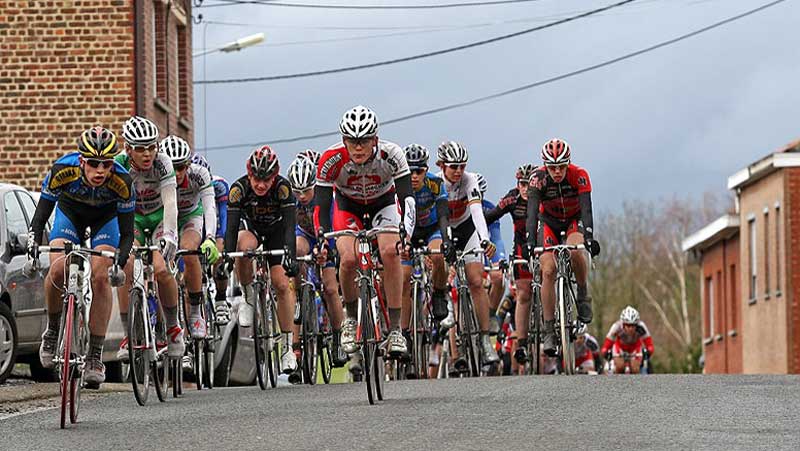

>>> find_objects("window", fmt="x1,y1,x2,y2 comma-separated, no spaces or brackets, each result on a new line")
705,276,714,339
4,191,29,245
716,271,723,336
177,25,188,118
764,210,770,297
776,204,781,295
154,2,166,100
748,218,756,302
730,264,737,333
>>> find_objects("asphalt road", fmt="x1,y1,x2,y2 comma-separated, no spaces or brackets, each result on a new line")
2,375,799,450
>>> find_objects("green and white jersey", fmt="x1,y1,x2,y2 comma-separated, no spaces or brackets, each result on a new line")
177,163,213,217
115,151,176,215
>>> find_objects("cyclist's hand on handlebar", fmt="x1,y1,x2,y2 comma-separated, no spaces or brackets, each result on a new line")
221,254,235,275
521,243,534,261
441,239,456,265
313,241,329,266
282,255,299,278
481,240,496,259
585,238,601,258
201,236,220,264
160,232,178,263
26,230,39,261
108,265,126,287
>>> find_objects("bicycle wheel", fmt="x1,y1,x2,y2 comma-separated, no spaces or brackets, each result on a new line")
70,304,88,424
374,291,386,402
193,339,204,391
459,288,480,378
359,280,377,405
438,333,450,379
301,286,319,385
59,294,75,429
153,320,168,402
529,289,542,376
415,292,431,380
253,283,269,390
269,294,281,388
128,288,150,406
203,299,216,389
318,309,333,384
557,277,576,375
171,357,183,398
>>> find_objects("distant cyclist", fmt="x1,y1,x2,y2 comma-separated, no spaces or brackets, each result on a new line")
601,306,654,374
475,172,506,336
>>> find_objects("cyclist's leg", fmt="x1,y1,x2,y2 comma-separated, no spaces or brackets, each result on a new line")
400,258,413,331
179,217,204,337
270,261,299,373
514,277,533,363
567,225,592,323
428,234,450,323
213,237,227,298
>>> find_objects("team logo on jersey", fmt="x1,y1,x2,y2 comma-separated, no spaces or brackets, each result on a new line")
229,185,243,204
106,174,131,199
578,176,588,187
319,153,342,180
278,184,291,201
49,166,81,189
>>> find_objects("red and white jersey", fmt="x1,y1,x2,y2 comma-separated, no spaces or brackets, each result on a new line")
605,320,651,347
438,171,482,227
317,140,410,204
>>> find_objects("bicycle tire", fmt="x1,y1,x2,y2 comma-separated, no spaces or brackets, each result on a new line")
301,285,318,385
253,283,268,390
171,358,182,398
374,288,386,401
318,309,333,384
558,277,576,375
268,294,280,388
59,294,74,429
128,288,150,406
530,289,543,376
193,339,204,391
70,304,88,423
152,317,168,402
359,279,377,405
459,287,480,378
203,299,216,389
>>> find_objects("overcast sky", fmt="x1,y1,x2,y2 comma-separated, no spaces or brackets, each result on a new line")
192,0,799,242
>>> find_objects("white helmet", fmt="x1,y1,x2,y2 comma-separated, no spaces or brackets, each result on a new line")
297,149,320,166
122,116,159,146
474,172,488,197
287,156,316,191
620,306,640,324
576,323,588,336
160,135,192,166
339,105,378,139
437,141,468,164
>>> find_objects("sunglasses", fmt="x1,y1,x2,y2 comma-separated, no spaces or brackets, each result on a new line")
445,163,466,170
84,158,114,169
174,162,190,171
410,167,428,175
343,136,374,147
545,164,568,170
292,187,314,196
128,143,158,154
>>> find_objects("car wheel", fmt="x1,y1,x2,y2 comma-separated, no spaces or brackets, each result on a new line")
0,303,18,384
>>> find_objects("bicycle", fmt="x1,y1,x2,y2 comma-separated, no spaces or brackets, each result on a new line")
128,241,171,405
294,254,332,385
510,257,544,376
324,226,397,405
530,242,587,375
175,248,219,390
398,245,439,380
226,248,285,390
32,243,118,428
449,242,487,378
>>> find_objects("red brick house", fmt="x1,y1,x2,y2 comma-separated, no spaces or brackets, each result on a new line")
0,0,194,190
684,140,800,374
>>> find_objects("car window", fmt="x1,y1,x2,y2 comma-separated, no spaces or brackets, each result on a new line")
16,190,36,223
4,191,29,242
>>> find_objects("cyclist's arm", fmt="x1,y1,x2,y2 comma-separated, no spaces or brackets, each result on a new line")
484,192,514,224
435,197,450,241
282,203,297,259
117,210,134,266
484,205,506,225
395,174,416,237
579,191,594,241
313,185,334,235
525,185,541,247
216,198,228,239
469,201,490,243
200,184,217,239
223,207,241,254
161,184,178,238
600,337,614,355
643,336,654,355
29,197,56,245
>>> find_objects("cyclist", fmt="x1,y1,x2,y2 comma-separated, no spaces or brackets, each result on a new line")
435,141,500,365
400,143,454,337
29,126,133,388
115,116,184,361
525,139,599,356
286,154,347,367
191,153,231,323
224,145,299,374
314,105,415,360
475,172,507,336
162,136,219,340
484,163,538,363
574,324,600,374
600,306,654,374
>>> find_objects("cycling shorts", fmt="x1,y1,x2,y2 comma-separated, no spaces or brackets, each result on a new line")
295,228,336,269
538,217,583,248
612,340,644,358
332,191,399,231
512,242,532,280
240,219,287,267
179,205,204,236
134,208,166,244
401,224,443,266
51,205,120,248
452,218,482,265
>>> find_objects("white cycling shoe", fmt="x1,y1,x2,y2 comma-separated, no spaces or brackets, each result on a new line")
281,348,298,374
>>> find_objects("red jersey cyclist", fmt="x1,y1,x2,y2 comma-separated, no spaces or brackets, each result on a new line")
314,105,416,359
525,138,600,356
601,306,654,374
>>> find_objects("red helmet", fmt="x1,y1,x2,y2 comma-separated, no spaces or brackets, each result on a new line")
541,138,571,166
247,145,280,179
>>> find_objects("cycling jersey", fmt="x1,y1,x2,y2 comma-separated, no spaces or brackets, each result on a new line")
439,171,482,228
317,140,410,204
527,164,594,247
601,320,655,355
31,152,136,263
482,199,506,264
575,334,599,366
115,152,176,215
212,176,229,239
176,163,216,238
414,173,447,229
485,188,528,247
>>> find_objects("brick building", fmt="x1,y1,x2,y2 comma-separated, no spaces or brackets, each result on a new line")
684,140,800,374
0,0,194,190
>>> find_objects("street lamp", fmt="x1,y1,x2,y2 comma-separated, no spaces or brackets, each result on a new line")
193,32,265,58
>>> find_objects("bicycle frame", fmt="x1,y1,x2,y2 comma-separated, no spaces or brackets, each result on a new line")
451,245,485,377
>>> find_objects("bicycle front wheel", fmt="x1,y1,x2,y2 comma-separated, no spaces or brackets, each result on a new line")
59,294,75,429
253,283,269,390
359,280,378,405
529,288,543,376
557,277,576,375
128,288,150,406
459,288,480,378
70,303,88,423
301,286,319,385
153,320,168,402
318,308,333,384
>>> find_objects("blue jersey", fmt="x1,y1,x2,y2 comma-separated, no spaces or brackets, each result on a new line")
41,152,135,214
212,176,229,238
414,173,448,229
483,199,506,262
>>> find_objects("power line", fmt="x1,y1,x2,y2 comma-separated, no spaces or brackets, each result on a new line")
194,0,638,84
202,0,544,10
201,0,786,151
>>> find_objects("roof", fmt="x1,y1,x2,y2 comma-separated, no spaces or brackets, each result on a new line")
728,139,800,191
682,214,740,253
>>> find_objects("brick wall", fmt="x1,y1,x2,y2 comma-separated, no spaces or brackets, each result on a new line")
785,168,800,373
700,236,741,374
0,1,136,190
